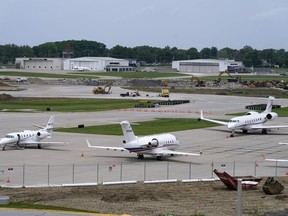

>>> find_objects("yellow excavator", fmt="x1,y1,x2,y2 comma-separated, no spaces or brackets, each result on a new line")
92,84,112,94
214,70,241,83
191,75,206,87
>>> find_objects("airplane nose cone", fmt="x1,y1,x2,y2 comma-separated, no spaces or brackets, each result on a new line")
0,138,11,145
228,123,237,130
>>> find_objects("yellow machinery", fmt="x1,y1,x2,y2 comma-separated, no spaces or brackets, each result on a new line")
214,70,241,83
191,75,206,87
159,89,170,97
161,80,169,87
92,84,111,94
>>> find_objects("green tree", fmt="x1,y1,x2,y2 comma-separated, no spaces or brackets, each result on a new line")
186,47,200,60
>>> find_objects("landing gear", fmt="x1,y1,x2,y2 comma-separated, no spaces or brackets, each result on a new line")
242,130,248,134
230,131,235,137
262,129,268,134
37,144,42,149
137,154,144,159
156,156,164,161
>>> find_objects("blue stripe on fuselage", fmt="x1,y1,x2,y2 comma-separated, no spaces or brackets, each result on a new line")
125,143,178,153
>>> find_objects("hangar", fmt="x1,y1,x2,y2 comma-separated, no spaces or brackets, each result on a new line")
15,57,133,72
172,59,244,73
15,58,63,70
63,57,133,72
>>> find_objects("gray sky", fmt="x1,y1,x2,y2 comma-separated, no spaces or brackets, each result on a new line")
1,0,288,50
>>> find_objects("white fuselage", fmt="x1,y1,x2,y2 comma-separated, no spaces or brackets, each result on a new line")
228,113,267,130
0,130,50,147
124,133,180,155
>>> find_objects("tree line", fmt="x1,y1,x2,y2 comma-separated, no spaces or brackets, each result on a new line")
1,40,288,68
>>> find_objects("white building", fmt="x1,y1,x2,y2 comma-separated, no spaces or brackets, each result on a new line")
63,57,133,71
15,57,134,72
15,58,63,70
172,59,244,73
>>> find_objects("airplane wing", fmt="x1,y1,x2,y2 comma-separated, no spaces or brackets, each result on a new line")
262,153,288,162
250,125,288,129
264,158,288,162
153,149,201,157
200,110,228,126
86,139,128,152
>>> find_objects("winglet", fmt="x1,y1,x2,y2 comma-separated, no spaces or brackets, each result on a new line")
279,142,288,145
200,110,204,119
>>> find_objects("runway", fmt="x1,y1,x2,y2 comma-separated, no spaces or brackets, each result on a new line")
1,83,288,187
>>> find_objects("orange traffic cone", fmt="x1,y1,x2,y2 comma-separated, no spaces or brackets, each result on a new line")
256,161,259,167
81,152,84,157
6,177,10,183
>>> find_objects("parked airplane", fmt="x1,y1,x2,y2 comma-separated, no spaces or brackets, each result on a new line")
86,120,201,160
72,66,90,71
0,116,66,150
199,96,288,137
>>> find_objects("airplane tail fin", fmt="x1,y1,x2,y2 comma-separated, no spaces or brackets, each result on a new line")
44,116,55,132
120,120,137,143
263,96,275,114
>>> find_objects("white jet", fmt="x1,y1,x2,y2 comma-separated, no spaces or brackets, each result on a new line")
0,116,67,150
72,66,90,71
200,96,288,137
86,120,201,160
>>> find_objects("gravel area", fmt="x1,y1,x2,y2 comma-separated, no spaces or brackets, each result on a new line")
1,177,288,216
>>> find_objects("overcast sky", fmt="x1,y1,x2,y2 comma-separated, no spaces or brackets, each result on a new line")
1,0,288,50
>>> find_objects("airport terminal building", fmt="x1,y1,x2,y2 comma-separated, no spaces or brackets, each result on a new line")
172,59,244,73
15,57,133,72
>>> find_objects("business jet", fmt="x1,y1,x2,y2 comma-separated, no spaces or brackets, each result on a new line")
0,116,66,150
72,66,90,71
86,120,201,160
199,96,288,137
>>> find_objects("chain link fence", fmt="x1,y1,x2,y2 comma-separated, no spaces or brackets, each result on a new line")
0,160,286,187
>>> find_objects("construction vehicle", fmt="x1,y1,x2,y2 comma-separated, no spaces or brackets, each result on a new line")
120,89,140,97
191,75,206,87
159,89,170,97
92,84,112,94
161,80,169,87
214,70,241,83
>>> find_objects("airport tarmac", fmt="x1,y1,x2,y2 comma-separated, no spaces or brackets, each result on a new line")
1,84,288,187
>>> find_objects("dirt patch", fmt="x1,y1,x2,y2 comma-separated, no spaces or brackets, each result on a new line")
1,177,288,216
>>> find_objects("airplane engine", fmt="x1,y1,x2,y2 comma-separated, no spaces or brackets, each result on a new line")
37,132,41,136
246,111,259,115
148,138,159,147
266,112,278,120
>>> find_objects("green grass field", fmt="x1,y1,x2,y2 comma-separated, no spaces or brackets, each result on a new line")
0,98,138,112
56,118,219,135
0,71,188,79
